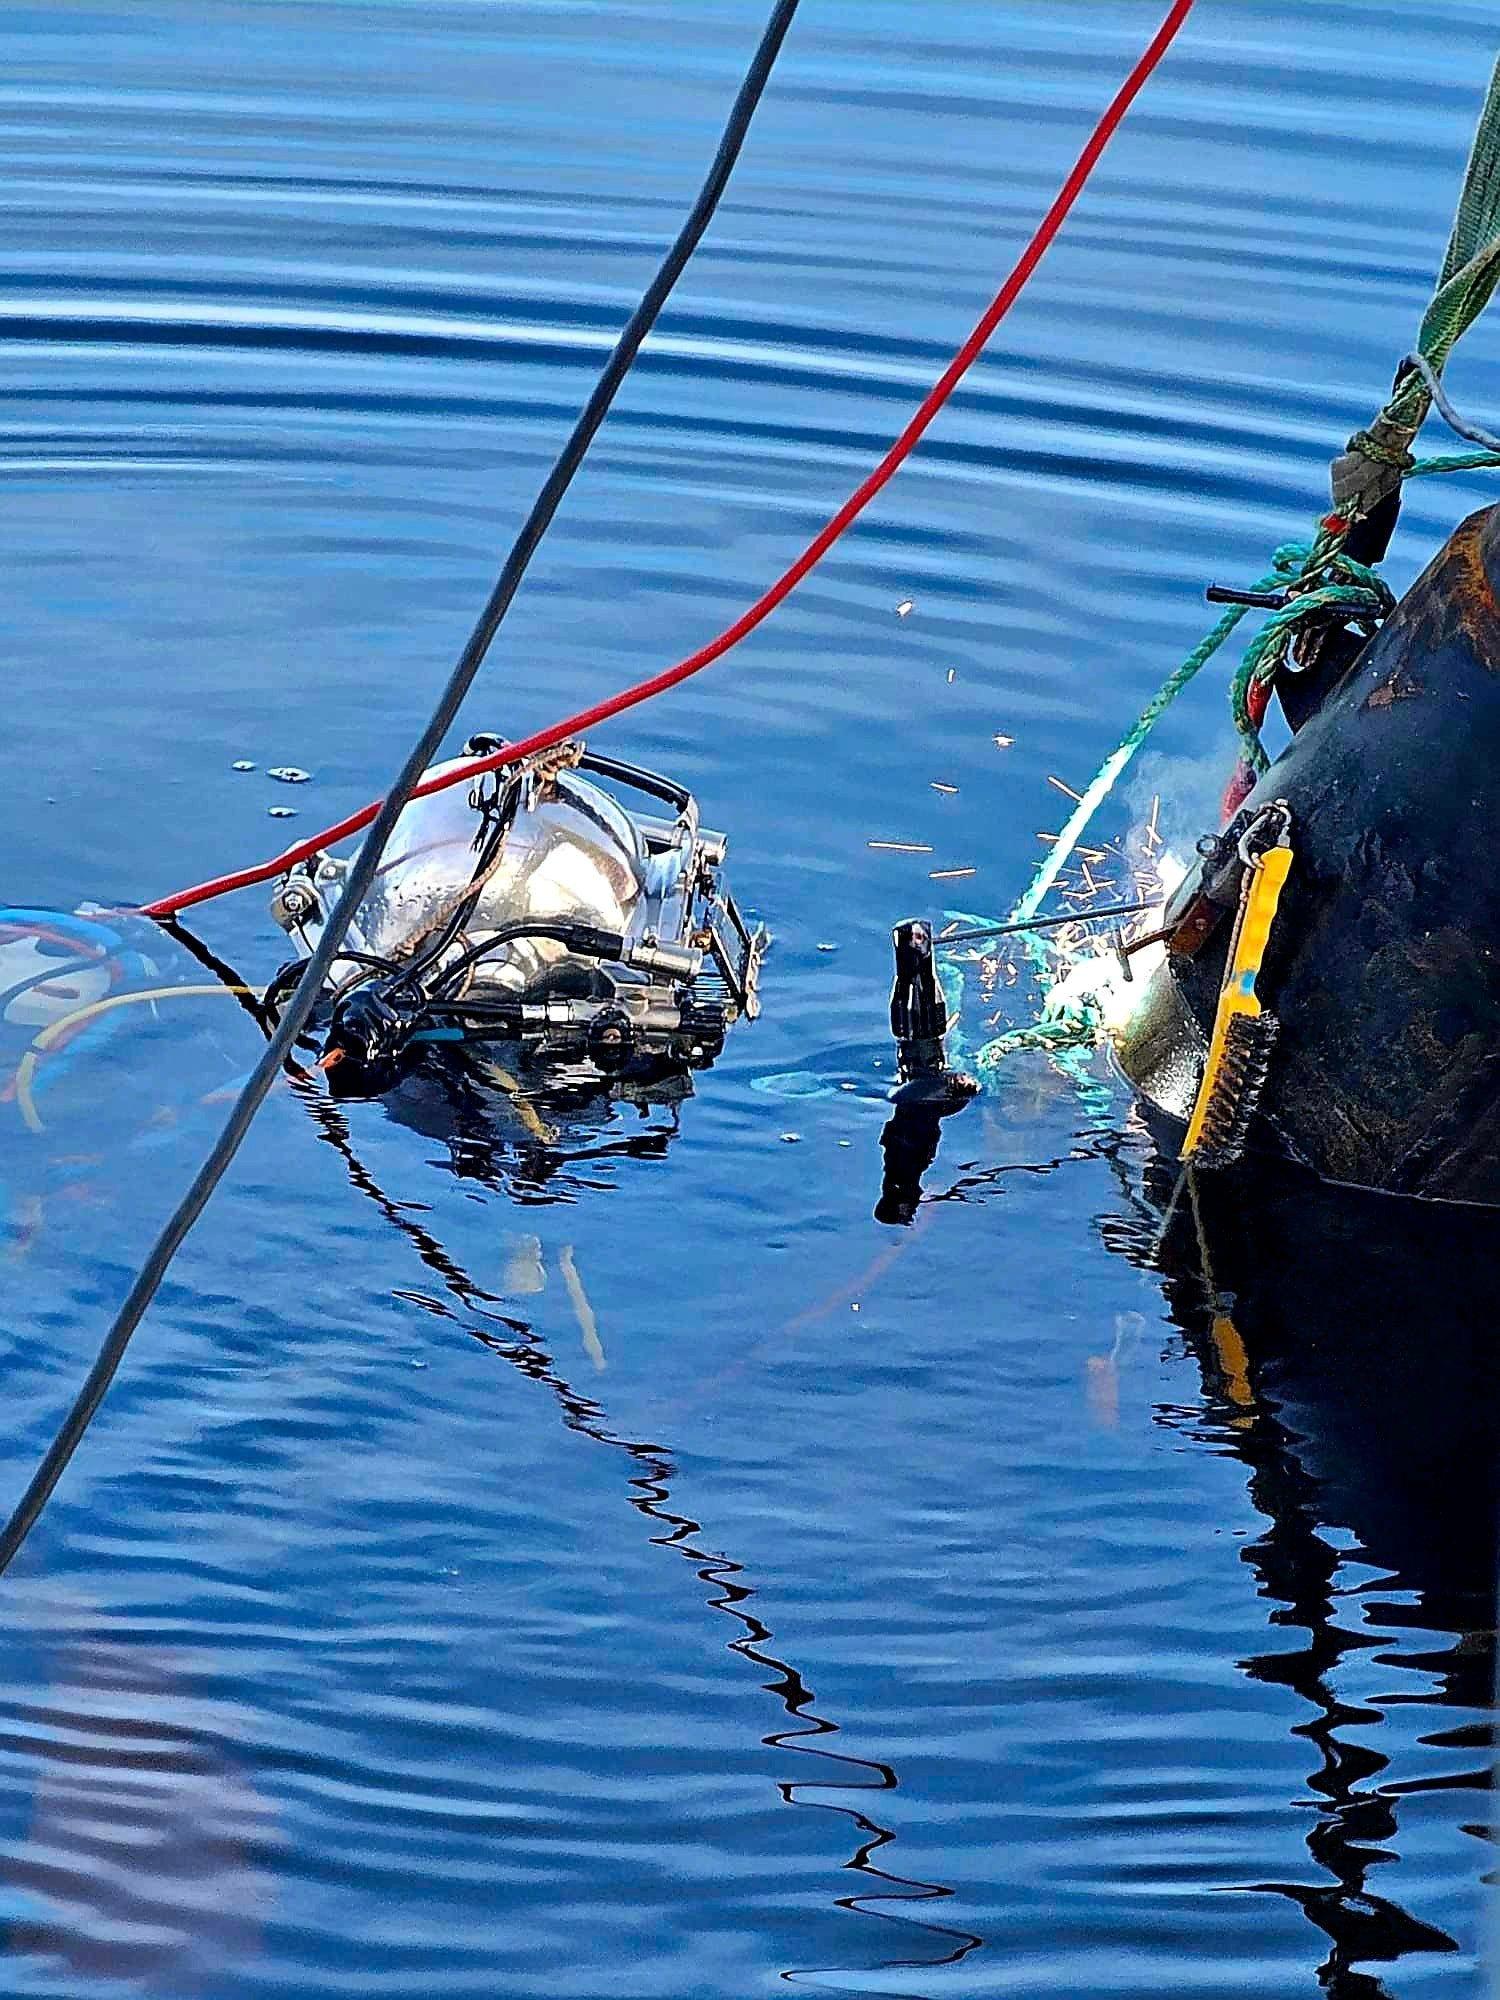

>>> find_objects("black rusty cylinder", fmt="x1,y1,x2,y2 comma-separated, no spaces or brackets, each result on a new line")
1118,502,1500,1205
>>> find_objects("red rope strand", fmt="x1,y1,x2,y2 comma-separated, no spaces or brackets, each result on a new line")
144,0,1194,921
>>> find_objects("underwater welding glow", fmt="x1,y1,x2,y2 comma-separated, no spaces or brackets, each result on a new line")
1047,849,1188,1039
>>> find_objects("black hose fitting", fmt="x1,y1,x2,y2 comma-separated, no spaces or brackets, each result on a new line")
325,983,429,1091
888,920,979,1112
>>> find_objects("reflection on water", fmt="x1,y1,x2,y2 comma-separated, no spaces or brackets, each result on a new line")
304,1068,982,1995
1112,1150,1498,1995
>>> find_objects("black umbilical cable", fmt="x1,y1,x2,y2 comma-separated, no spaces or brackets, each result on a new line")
429,918,625,995
0,0,801,1578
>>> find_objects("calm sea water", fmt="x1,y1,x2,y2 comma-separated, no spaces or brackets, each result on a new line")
1,3,1498,1994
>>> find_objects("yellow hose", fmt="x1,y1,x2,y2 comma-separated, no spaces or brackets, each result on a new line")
16,985,262,1135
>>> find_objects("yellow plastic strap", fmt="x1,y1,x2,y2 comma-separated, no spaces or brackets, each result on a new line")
1180,845,1292,1161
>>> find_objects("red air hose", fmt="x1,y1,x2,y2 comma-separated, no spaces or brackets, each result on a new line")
144,0,1194,922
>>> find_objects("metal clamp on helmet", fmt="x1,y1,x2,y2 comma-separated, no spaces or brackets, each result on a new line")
1164,800,1292,963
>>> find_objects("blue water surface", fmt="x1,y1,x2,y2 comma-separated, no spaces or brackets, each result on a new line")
1,3,1498,1994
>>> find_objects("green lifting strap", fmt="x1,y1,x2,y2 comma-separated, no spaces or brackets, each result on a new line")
1335,52,1500,522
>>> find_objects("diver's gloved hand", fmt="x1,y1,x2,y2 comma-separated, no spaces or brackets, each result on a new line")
876,918,977,1221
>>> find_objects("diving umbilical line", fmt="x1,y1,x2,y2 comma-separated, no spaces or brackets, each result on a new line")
4,0,1499,1595
0,1,1200,1568
9,0,1500,1579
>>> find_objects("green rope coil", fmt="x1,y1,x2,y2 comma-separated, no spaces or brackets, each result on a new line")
1227,543,1395,773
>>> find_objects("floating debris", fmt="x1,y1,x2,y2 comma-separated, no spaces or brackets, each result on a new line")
993,732,1014,749
269,766,311,785
816,941,839,953
268,805,298,819
504,1235,546,1296
945,668,956,685
929,866,977,880
231,760,256,773
779,1131,802,1144
930,781,958,796
1047,774,1085,803
895,598,915,618
868,839,933,854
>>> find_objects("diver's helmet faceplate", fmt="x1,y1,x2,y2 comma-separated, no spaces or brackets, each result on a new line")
269,743,765,1092
355,763,651,999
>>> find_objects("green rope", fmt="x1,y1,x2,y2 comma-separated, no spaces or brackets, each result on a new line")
1408,56,1500,397
959,54,1500,1090
1227,546,1394,773
1337,56,1500,519
975,1014,1095,1068
1410,447,1500,478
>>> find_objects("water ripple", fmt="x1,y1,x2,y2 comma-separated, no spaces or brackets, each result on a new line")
1,2,1497,1995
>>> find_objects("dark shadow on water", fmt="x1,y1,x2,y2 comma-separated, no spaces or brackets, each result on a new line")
1103,1141,1498,1996
898,1108,1496,1991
